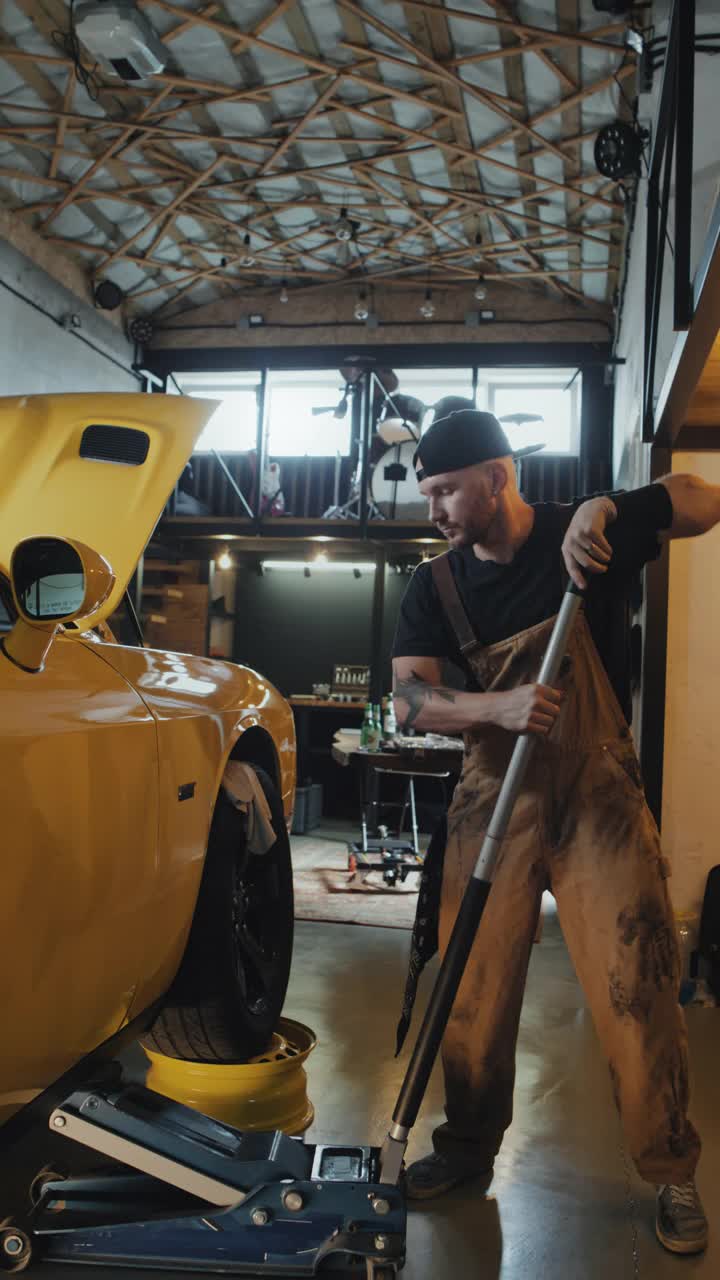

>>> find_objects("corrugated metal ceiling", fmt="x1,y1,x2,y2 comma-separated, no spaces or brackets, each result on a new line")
0,0,638,317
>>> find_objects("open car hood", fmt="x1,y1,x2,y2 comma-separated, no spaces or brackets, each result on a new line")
0,393,217,628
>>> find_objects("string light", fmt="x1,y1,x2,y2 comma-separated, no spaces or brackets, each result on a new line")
419,287,435,319
474,275,488,302
239,233,255,267
472,232,484,264
354,290,369,321
279,279,288,303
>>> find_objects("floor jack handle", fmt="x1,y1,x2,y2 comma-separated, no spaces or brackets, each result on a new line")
379,584,585,1185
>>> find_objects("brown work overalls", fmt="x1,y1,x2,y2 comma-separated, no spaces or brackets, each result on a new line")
428,554,700,1186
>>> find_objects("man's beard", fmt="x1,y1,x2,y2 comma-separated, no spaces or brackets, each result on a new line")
438,513,493,547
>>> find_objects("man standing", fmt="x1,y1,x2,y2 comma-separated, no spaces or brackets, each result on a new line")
392,409,715,1255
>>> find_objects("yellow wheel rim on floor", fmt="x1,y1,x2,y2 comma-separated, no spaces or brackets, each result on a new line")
142,1018,317,1135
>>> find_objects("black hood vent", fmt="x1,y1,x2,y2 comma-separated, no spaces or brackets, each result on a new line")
80,424,150,466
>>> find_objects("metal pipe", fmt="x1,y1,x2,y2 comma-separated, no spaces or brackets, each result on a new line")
379,585,584,1182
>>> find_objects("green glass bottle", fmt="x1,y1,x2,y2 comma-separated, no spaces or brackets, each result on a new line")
360,701,373,749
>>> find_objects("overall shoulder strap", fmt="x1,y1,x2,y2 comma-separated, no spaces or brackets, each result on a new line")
430,553,478,656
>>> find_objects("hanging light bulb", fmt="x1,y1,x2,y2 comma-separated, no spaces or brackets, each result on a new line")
240,233,255,267
354,290,369,321
419,287,435,320
337,239,351,268
472,232,484,265
314,550,329,564
474,275,487,302
279,279,288,303
335,206,353,242
217,548,233,571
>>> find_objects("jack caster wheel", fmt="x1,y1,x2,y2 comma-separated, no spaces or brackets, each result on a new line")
0,1227,31,1273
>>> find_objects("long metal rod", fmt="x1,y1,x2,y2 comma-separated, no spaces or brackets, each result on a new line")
210,449,254,519
379,585,584,1184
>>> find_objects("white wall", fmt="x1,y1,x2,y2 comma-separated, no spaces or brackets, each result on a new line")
0,238,139,396
613,0,720,486
662,452,720,917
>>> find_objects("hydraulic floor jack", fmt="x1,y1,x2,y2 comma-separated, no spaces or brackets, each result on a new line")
0,587,583,1278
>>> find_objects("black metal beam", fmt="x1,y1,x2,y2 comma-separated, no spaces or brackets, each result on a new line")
159,515,444,544
145,342,615,378
369,544,387,706
674,0,695,331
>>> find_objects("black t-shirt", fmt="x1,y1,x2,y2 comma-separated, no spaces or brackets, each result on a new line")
392,484,673,721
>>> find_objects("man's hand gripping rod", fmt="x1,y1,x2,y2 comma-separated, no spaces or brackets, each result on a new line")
379,583,585,1185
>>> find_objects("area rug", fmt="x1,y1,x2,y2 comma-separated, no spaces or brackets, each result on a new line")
291,836,419,930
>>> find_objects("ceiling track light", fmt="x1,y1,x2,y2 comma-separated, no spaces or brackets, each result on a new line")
354,290,369,321
239,232,255,267
335,206,354,242
419,287,435,320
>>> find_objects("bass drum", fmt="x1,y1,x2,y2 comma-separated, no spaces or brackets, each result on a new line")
370,440,428,520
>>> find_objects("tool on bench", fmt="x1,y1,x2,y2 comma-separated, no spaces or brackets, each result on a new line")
0,585,583,1278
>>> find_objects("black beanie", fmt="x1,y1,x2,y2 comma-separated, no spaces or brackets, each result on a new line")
414,410,515,480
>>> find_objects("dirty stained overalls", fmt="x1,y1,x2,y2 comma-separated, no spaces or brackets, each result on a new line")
414,553,701,1187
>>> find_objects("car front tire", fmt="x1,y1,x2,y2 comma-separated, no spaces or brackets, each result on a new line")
141,766,294,1062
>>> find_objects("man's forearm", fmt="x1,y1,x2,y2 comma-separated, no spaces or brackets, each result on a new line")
657,474,720,538
393,672,497,734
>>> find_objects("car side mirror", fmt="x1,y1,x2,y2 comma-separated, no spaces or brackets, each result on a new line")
1,536,115,673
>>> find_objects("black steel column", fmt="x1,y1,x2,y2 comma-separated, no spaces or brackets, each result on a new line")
674,0,695,332
358,370,373,539
254,367,268,531
369,543,387,706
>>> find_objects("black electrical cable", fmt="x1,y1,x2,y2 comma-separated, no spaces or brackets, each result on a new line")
0,276,142,382
51,0,102,103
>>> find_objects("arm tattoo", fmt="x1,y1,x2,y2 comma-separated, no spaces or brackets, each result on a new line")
392,669,456,733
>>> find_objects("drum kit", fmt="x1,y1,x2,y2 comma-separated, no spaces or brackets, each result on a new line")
321,357,546,522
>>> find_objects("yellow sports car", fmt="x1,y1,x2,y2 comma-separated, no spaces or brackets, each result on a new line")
0,394,296,1131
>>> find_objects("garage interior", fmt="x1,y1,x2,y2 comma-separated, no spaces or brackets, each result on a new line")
1,0,720,1276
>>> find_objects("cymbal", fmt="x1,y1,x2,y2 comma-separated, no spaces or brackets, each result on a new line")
499,412,544,425
339,361,399,394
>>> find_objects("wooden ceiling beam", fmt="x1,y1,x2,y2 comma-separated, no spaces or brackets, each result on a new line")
338,39,523,110
336,0,575,164
341,101,617,209
256,77,338,175
49,69,74,181
0,100,278,154
97,154,225,270
396,1,629,54
230,0,299,54
444,61,635,177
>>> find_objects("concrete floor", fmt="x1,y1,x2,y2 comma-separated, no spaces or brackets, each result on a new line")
4,906,717,1279
288,903,718,1280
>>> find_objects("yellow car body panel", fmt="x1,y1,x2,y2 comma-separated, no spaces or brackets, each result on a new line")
0,394,296,1128
88,639,296,1024
0,393,217,630
0,635,160,1120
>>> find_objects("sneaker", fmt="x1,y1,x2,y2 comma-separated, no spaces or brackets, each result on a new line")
403,1152,493,1202
656,1181,708,1254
